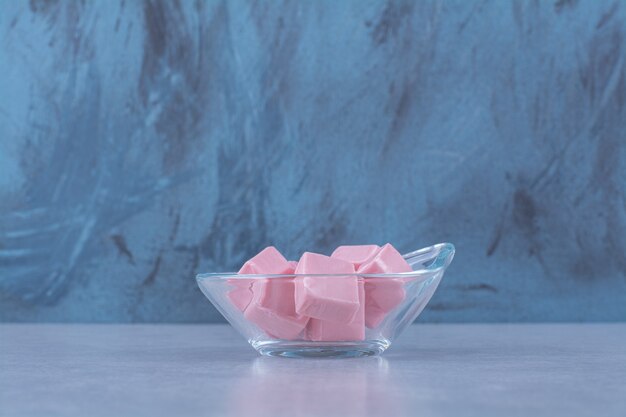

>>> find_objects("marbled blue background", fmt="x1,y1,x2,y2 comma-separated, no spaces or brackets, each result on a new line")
1,0,625,322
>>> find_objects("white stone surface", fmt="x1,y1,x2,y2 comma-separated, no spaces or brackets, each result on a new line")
1,324,625,417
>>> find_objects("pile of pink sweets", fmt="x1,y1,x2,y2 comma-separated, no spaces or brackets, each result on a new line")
228,243,413,342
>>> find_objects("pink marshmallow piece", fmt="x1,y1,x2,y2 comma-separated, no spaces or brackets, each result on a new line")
236,247,308,339
244,279,309,340
227,281,255,312
361,280,405,328
229,246,293,312
358,243,412,328
307,283,365,341
358,243,412,275
331,245,380,269
294,252,360,323
238,246,293,275
257,277,297,316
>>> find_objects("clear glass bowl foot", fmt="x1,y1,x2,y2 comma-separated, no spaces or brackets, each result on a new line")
251,340,390,358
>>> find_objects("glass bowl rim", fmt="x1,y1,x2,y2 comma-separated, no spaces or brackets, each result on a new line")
196,242,454,281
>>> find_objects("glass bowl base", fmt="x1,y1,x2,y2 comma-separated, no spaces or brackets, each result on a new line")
251,339,390,358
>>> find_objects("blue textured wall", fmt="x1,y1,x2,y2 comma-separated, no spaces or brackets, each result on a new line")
1,0,625,322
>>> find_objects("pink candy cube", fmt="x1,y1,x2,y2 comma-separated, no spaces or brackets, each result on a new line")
237,246,294,275
244,277,309,340
229,247,294,312
331,245,380,269
358,243,412,328
227,281,255,312
294,252,360,324
236,248,308,340
307,283,365,341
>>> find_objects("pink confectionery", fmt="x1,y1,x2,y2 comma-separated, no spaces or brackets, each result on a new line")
256,277,298,316
306,283,365,341
361,278,406,328
358,243,412,328
331,244,380,269
287,261,298,272
244,281,309,340
294,252,360,323
229,247,294,312
227,280,254,312
358,244,412,275
238,246,294,275
237,248,308,339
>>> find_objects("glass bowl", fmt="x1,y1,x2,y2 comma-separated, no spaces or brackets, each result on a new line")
196,243,454,358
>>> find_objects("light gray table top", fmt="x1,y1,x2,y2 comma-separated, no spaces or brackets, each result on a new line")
1,324,625,417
